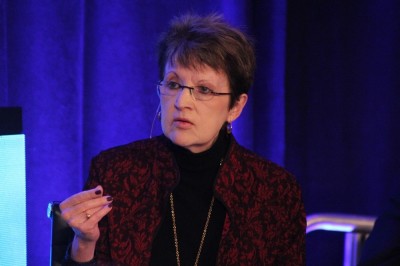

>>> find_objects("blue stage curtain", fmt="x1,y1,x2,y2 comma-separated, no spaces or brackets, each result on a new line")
1,0,400,265
1,0,287,264
286,1,400,264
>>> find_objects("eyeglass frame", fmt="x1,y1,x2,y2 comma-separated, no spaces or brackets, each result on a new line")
157,80,233,101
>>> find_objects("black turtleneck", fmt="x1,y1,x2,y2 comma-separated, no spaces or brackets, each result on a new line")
150,131,229,266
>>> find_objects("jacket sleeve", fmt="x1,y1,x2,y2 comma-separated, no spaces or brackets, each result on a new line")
280,179,306,266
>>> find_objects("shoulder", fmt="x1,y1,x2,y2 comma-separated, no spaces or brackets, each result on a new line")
218,136,305,230
222,137,302,203
92,135,169,164
86,135,176,192
88,135,174,181
229,137,297,184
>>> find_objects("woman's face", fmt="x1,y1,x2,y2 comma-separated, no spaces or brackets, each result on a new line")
160,62,246,153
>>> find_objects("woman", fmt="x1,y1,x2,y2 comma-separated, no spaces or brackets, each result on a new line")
60,13,306,265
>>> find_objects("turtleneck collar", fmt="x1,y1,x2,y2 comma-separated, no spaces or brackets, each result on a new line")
167,128,230,172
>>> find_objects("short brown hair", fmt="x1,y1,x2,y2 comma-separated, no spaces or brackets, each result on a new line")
157,13,256,108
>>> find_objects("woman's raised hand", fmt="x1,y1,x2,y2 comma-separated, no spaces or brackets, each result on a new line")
59,185,113,262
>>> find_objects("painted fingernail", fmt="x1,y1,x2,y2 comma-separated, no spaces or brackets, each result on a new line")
107,196,113,202
95,190,102,195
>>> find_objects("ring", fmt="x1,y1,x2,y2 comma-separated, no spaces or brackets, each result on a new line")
86,212,91,219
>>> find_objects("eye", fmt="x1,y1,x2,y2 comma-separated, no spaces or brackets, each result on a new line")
166,81,181,90
196,86,212,95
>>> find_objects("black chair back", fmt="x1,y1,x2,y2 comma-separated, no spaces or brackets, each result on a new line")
47,202,74,266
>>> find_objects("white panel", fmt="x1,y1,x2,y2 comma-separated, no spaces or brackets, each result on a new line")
0,134,27,265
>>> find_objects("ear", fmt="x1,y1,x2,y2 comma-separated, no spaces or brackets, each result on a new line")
228,94,248,123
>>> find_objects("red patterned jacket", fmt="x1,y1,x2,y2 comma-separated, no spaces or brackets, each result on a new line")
85,135,306,265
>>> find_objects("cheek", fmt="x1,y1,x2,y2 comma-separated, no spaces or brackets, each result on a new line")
160,98,171,115
215,101,231,118
160,99,173,129
201,105,230,127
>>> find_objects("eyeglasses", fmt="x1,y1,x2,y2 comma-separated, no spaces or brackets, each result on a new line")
157,81,232,101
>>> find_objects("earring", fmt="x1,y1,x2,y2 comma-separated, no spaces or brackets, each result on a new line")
226,122,232,134
157,111,161,120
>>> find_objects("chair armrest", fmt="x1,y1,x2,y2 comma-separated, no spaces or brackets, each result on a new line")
306,213,376,234
307,213,377,265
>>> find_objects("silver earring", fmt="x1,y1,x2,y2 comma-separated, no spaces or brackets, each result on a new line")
157,111,161,120
226,122,232,134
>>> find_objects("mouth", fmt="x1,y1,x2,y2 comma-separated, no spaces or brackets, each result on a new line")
173,117,193,128
174,117,191,123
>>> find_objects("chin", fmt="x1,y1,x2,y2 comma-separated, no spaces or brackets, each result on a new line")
165,131,200,150
168,133,192,147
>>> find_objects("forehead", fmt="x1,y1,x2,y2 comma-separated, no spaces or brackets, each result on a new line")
164,60,227,81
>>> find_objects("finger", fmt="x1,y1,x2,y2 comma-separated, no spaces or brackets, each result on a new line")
76,195,113,218
62,195,113,222
71,201,113,229
60,185,103,210
82,203,113,225
83,205,103,219
70,203,113,242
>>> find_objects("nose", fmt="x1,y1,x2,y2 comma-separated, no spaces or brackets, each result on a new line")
175,87,194,108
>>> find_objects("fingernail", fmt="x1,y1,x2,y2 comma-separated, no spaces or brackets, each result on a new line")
95,190,102,195
107,196,113,202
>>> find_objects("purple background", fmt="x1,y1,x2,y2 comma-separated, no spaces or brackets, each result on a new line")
1,0,400,265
